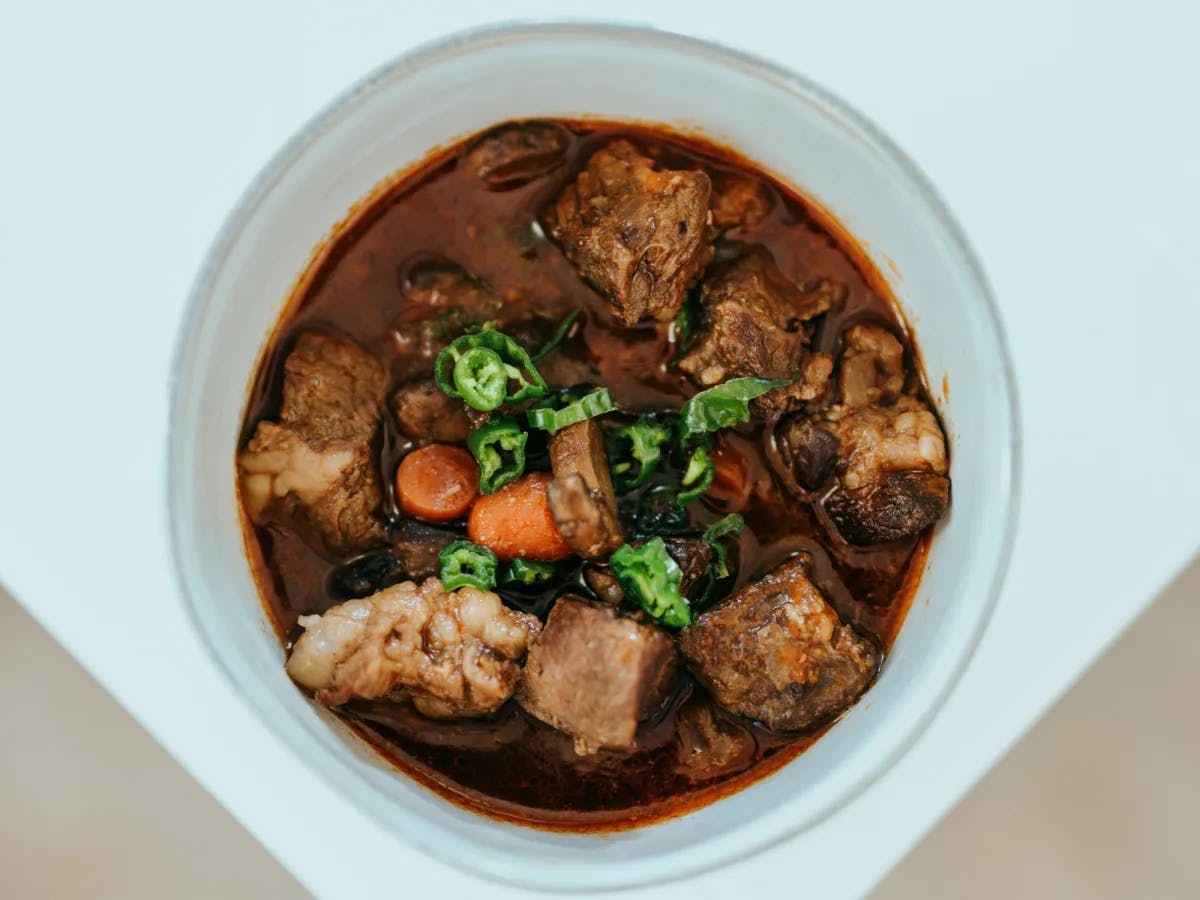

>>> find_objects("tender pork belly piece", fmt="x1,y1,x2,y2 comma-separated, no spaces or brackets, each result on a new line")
678,252,838,418
546,420,623,559
678,556,878,732
710,175,773,231
543,139,715,325
518,597,678,755
239,333,387,554
464,121,571,189
392,379,471,444
287,577,541,718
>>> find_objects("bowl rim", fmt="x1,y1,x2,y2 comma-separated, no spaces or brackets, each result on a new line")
166,18,1022,889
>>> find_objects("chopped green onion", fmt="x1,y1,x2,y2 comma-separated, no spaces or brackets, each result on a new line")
702,513,744,579
438,540,498,592
679,376,793,438
467,416,528,494
500,558,562,586
676,445,715,504
531,309,580,362
610,537,691,628
608,417,674,492
526,386,615,432
434,327,548,410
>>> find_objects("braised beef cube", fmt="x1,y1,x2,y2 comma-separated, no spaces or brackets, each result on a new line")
543,139,715,325
464,121,571,189
675,697,757,781
391,519,458,580
547,420,623,559
678,252,838,418
710,175,773,231
392,379,471,444
679,556,878,732
238,333,388,554
518,597,678,754
819,324,950,543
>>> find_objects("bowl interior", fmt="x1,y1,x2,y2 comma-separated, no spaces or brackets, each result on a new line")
169,24,1017,892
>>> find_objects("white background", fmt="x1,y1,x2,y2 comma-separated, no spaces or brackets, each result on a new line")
1,1,1197,897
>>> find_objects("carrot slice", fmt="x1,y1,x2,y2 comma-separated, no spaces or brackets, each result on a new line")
467,472,571,562
395,444,480,523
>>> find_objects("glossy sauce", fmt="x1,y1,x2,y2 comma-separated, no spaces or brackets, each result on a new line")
241,121,934,830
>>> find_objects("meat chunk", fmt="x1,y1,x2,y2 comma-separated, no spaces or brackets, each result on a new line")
391,379,471,444
518,597,678,754
710,175,773,231
678,557,878,732
824,323,949,543
464,121,571,189
287,577,541,718
239,333,388,554
546,419,623,559
822,395,950,543
583,564,625,605
678,252,837,418
675,698,757,781
544,139,715,325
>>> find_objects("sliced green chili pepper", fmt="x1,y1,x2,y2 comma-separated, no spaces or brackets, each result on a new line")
702,513,744,579
438,540,498,592
434,327,548,410
467,416,528,494
526,386,614,432
671,297,699,364
500,558,562,586
452,347,509,411
676,444,716,504
608,417,674,492
679,376,793,438
531,309,580,362
610,537,690,628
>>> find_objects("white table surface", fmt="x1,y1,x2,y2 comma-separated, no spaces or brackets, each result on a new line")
2,1,1197,897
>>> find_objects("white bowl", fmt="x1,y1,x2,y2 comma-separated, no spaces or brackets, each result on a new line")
168,22,1019,892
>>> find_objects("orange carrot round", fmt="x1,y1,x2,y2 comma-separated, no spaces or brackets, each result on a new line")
467,472,571,561
395,444,480,523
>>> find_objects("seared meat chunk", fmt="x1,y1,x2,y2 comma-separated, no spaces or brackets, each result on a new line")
391,520,458,580
678,252,837,418
583,564,625,605
464,121,571,189
239,333,387,554
392,379,471,444
675,698,757,781
547,419,623,559
544,139,715,325
823,396,950,543
710,175,773,231
679,557,877,731
518,597,678,754
287,577,540,718
824,324,949,543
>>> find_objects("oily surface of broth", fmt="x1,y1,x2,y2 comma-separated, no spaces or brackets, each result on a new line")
241,121,934,829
